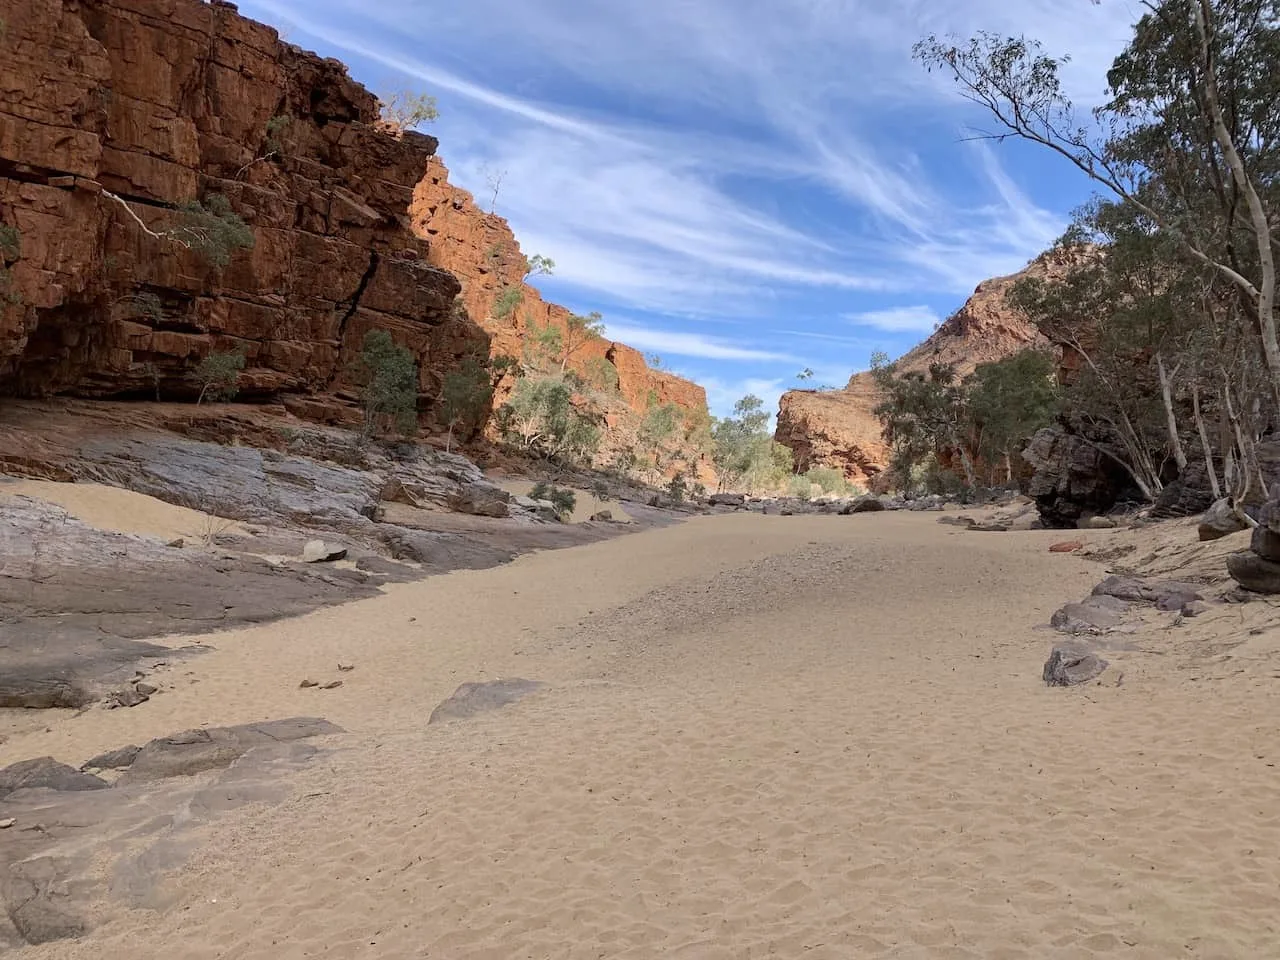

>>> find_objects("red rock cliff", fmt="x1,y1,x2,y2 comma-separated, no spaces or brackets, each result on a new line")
775,253,1076,482
0,0,488,423
410,159,708,421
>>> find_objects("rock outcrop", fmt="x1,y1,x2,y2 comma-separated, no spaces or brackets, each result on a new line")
775,252,1073,481
0,0,490,424
409,158,709,423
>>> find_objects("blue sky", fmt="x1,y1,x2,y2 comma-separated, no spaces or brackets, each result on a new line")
241,0,1142,417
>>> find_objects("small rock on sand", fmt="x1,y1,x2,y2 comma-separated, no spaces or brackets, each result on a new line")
1049,540,1084,553
1043,645,1109,686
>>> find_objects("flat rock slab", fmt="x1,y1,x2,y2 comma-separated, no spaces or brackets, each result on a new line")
0,718,344,947
121,717,343,784
1092,575,1203,609
1043,644,1109,686
0,496,380,708
429,679,546,724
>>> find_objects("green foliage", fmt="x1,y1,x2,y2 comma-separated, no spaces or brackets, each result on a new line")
497,374,601,465
0,223,18,305
356,329,419,436
788,475,814,500
710,395,793,493
591,478,612,501
0,224,19,260
583,356,620,394
803,466,849,496
118,291,164,322
560,311,605,372
525,254,555,278
529,481,577,520
264,114,291,154
177,194,254,268
492,286,523,319
646,353,665,370
964,350,1059,479
485,243,505,262
441,356,493,449
191,350,245,404
488,353,521,387
796,367,814,382
666,470,689,503
378,90,439,130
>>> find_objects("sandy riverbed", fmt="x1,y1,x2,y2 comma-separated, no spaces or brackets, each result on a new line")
8,509,1280,959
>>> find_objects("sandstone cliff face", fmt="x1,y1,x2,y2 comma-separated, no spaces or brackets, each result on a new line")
409,159,708,421
0,0,488,424
775,253,1072,481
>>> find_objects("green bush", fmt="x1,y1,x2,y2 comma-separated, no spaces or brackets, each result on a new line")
497,374,601,465
804,466,848,496
191,350,245,404
356,329,419,436
492,286,523,319
178,194,254,268
529,481,576,520
441,356,493,449
787,475,813,500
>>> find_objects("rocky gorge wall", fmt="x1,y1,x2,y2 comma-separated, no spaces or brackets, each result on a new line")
774,252,1075,482
0,0,497,426
409,158,709,424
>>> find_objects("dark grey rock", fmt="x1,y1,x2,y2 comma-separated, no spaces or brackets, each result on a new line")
0,759,108,800
428,679,546,724
1250,523,1280,563
1199,498,1249,541
938,515,976,528
105,687,150,709
1043,645,1109,686
447,486,510,518
1227,550,1280,594
1051,597,1129,634
120,718,343,784
1181,600,1210,617
590,510,614,522
1092,575,1203,609
80,746,142,772
134,682,158,696
709,492,745,507
842,495,885,514
968,523,1010,533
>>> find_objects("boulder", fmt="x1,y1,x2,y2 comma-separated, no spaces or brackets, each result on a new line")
1226,551,1280,594
1050,596,1129,635
1198,498,1249,541
1080,515,1118,530
302,540,348,563
842,495,886,514
1043,645,1109,686
0,758,108,800
709,493,745,507
589,510,613,522
447,486,510,518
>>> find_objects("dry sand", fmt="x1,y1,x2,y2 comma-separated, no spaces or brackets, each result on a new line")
0,479,247,542
495,477,633,523
6,510,1280,958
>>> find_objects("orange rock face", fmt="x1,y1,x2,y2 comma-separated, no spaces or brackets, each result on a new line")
409,158,708,421
0,0,488,425
775,253,1074,482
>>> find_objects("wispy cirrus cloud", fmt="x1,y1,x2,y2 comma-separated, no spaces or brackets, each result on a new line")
846,306,944,334
243,0,1138,405
601,323,800,363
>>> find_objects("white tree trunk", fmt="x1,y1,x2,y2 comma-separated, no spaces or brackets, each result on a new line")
1156,352,1188,472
